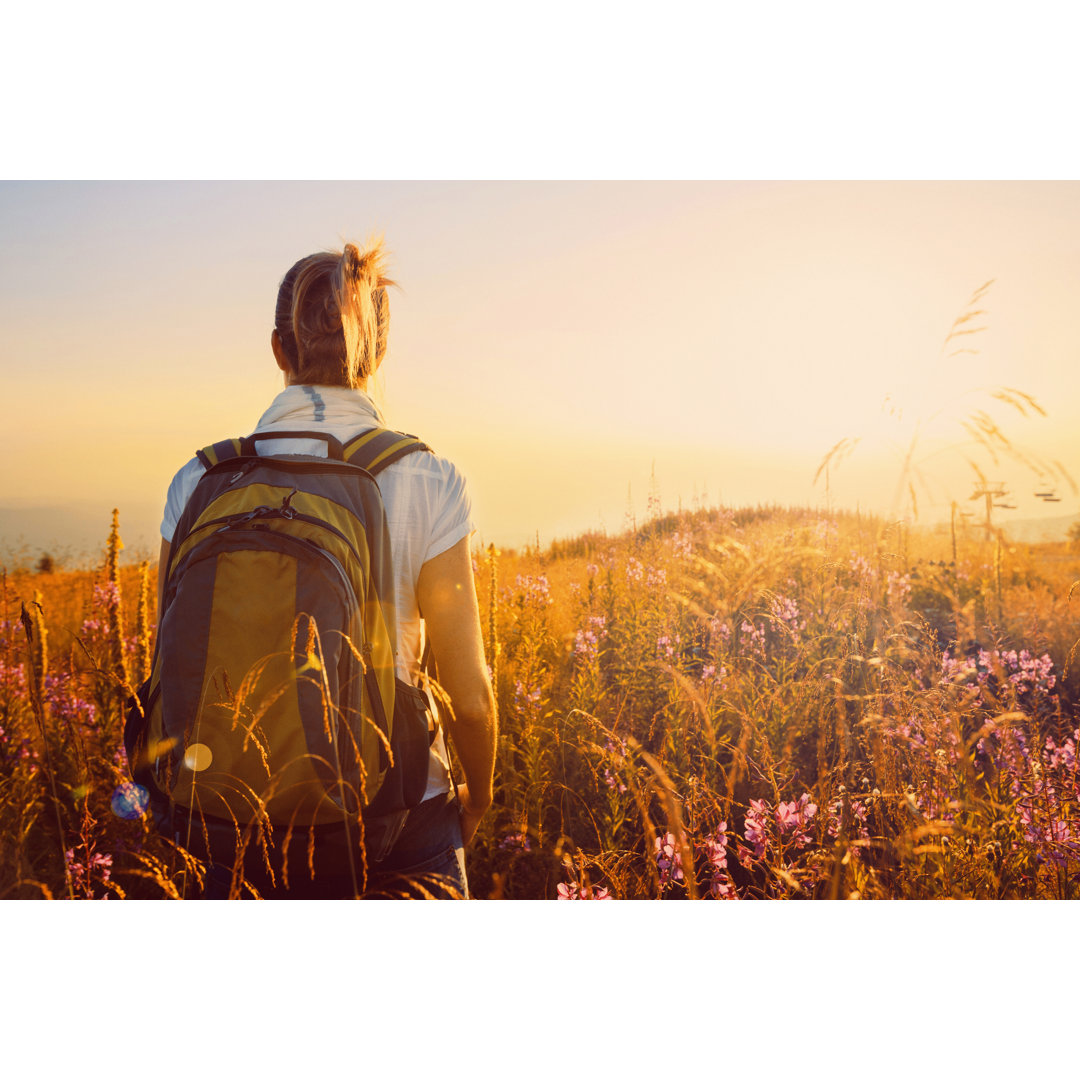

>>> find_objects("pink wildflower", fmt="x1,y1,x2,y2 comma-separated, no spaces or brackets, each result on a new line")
654,831,685,888
744,799,770,858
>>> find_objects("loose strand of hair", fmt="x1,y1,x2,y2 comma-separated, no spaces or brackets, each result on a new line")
337,240,394,385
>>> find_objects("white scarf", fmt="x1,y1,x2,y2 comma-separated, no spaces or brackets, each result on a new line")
254,383,386,433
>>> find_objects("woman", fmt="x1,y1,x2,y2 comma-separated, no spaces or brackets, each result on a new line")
156,240,496,898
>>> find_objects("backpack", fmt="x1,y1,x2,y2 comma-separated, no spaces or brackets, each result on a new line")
124,426,438,866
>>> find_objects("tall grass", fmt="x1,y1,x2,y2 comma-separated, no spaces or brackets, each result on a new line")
2,503,1079,898
469,505,1080,899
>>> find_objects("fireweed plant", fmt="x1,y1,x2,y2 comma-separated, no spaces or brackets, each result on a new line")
2,504,1080,899
471,504,1080,900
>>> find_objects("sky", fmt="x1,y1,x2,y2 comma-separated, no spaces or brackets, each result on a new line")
2,180,1079,552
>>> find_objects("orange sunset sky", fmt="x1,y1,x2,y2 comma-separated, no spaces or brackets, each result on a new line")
2,180,1079,553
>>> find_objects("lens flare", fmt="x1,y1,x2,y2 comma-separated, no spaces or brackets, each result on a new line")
110,782,150,820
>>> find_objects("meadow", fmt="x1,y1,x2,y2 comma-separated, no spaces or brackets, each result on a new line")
2,503,1079,900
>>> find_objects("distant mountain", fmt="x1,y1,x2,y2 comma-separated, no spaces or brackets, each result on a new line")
0,500,162,568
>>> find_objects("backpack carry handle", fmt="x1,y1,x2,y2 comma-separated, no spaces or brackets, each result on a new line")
240,431,346,460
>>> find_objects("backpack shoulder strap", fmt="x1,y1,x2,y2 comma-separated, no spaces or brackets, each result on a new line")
195,437,245,470
343,427,432,475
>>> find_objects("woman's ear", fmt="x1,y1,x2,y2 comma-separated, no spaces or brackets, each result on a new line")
271,329,291,376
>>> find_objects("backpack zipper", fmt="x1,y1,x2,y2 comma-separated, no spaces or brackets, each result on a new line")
172,506,367,586
361,642,392,772
207,456,381,480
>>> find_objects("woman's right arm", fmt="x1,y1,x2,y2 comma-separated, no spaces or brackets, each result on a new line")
157,538,170,628
416,535,497,844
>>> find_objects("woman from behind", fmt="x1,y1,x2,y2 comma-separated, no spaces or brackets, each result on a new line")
155,239,496,898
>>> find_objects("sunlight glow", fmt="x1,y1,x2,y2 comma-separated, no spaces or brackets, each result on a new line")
2,181,1079,550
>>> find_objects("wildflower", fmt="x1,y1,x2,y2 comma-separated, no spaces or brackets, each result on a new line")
66,848,113,887
93,580,122,611
813,519,838,546
1047,733,1077,772
768,595,805,640
776,801,798,830
557,880,612,899
645,566,667,589
0,659,28,697
670,531,694,560
744,799,770,858
942,647,1056,710
45,674,97,728
825,797,870,850
697,827,737,899
654,831,685,889
573,615,607,665
699,825,729,871
655,632,680,661
514,574,552,608
574,628,600,664
514,680,542,713
886,571,912,607
497,832,532,852
602,735,629,792
605,734,627,757
849,554,873,580
739,620,766,658
602,766,627,793
699,663,727,692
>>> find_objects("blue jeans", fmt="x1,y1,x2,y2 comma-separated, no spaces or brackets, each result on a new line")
367,790,469,899
197,790,467,899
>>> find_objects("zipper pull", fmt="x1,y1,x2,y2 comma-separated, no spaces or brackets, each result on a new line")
228,460,257,485
280,487,299,519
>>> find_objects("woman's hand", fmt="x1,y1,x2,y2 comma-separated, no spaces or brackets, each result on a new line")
456,782,491,846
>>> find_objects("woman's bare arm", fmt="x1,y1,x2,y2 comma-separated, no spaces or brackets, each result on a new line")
157,538,170,628
417,535,497,844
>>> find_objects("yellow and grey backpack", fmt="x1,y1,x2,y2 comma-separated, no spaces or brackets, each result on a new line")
125,427,436,861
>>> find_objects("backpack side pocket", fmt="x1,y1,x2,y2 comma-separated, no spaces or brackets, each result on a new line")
364,677,435,818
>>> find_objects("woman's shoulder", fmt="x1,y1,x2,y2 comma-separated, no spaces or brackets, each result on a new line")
161,454,208,541
383,435,467,485
378,438,474,535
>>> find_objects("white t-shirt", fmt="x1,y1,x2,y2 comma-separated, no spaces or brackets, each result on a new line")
159,383,475,801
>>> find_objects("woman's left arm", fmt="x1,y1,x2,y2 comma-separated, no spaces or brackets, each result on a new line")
417,536,497,844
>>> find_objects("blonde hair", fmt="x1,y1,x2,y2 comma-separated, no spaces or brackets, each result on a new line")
274,240,395,387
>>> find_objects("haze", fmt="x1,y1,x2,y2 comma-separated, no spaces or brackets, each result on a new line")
2,181,1078,552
